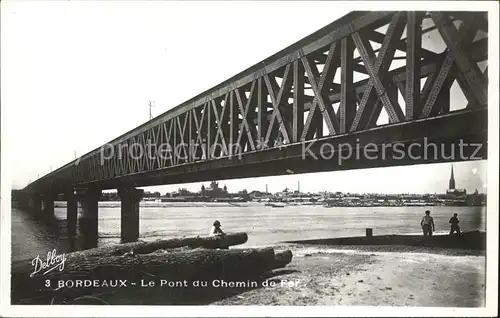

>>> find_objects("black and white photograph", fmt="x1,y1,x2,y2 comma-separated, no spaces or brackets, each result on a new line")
0,1,498,316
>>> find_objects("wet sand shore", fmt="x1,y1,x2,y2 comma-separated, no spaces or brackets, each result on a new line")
213,244,485,306
11,241,485,306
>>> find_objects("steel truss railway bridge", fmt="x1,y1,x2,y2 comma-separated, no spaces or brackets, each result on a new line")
20,11,488,247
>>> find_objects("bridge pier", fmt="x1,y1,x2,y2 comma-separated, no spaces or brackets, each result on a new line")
29,195,42,214
78,188,101,249
65,190,78,239
41,194,55,219
118,187,144,243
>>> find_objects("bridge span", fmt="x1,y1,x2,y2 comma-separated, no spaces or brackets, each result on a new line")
20,11,488,247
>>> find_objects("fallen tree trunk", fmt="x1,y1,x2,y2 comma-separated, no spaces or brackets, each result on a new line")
273,250,293,269
70,248,294,305
11,232,249,278
12,247,280,304
98,249,295,305
75,232,248,258
286,230,486,250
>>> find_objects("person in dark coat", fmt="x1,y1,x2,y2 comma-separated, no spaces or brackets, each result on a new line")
449,213,461,235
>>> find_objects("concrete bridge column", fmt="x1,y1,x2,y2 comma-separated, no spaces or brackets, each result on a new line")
65,190,78,238
41,194,55,219
118,187,144,243
78,188,101,249
29,195,42,214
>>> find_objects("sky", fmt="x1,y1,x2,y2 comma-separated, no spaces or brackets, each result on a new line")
1,1,491,195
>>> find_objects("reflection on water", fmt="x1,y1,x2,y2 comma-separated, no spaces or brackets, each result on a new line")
11,203,486,262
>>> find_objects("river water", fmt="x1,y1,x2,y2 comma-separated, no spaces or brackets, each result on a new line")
11,203,485,262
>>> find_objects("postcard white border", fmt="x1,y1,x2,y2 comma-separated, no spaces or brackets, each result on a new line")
1,1,498,317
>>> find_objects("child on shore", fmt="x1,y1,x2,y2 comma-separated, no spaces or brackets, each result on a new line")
209,220,225,237
209,220,228,249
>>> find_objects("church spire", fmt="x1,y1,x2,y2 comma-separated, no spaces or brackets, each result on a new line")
449,164,456,190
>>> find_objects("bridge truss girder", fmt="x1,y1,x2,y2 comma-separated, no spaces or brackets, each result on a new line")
25,11,488,194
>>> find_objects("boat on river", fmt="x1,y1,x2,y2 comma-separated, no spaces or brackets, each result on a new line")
265,203,285,208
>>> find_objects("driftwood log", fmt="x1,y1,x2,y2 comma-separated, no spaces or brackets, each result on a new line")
12,246,293,304
11,232,249,277
73,232,249,258
273,250,293,269
286,230,486,250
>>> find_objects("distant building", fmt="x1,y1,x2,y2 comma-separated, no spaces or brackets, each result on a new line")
249,190,265,198
466,189,486,206
445,165,466,198
202,181,228,198
448,164,456,190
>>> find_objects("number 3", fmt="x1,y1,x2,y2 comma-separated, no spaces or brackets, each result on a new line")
45,280,51,287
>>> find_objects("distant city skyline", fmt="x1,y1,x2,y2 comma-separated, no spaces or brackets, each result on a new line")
10,161,487,196
135,161,486,196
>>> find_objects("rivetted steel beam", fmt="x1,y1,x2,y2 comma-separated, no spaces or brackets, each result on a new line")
405,12,424,120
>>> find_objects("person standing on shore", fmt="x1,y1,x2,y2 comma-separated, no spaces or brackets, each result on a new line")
421,210,435,236
449,213,461,235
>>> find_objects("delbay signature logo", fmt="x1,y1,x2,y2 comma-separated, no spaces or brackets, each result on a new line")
30,249,67,277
